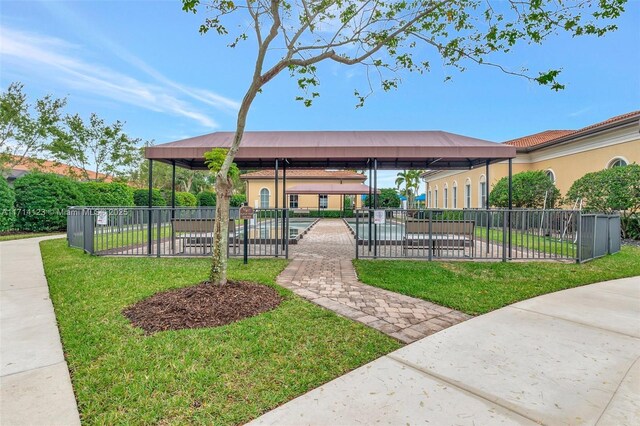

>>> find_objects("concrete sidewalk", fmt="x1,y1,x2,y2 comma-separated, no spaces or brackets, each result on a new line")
0,236,80,426
250,276,640,425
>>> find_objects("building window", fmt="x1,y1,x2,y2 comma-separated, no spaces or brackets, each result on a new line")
464,181,471,208
452,183,458,209
289,194,299,209
428,191,432,207
434,188,439,208
479,175,487,208
608,157,628,168
443,186,448,209
260,188,270,208
319,194,328,209
545,169,556,183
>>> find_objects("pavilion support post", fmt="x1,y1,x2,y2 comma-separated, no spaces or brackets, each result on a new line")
508,158,513,259
485,160,490,210
147,159,153,256
368,159,372,252
274,159,279,257
485,160,490,253
282,159,286,250
374,158,378,258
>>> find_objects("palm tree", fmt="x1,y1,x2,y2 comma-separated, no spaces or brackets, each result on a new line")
395,170,423,209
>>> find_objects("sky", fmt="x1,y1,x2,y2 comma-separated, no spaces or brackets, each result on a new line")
1,0,639,189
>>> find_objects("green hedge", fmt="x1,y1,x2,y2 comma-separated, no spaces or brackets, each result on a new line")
175,192,197,207
133,189,166,206
305,210,355,218
197,191,216,206
80,182,134,206
230,194,246,207
0,177,15,231
13,172,85,231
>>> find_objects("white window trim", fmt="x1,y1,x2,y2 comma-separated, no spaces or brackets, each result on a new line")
607,156,629,168
259,187,270,208
464,179,472,209
545,169,556,183
478,175,487,208
452,181,458,209
443,184,448,209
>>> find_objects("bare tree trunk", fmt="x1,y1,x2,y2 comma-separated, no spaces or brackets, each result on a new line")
210,174,233,284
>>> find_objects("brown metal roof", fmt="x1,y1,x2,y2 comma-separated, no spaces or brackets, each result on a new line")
240,169,365,180
145,131,515,170
286,183,375,195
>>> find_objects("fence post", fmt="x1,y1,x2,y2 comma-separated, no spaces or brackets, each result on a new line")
576,211,582,263
502,210,507,262
428,210,433,261
83,208,94,255
156,209,162,258
355,212,359,259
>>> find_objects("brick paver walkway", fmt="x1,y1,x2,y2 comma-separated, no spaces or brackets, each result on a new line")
279,219,471,343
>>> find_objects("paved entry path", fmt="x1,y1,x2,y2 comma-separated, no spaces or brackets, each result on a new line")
280,219,471,343
0,236,80,426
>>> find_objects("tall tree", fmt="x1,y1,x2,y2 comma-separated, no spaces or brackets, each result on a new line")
0,82,66,173
49,113,141,181
182,0,626,285
395,170,423,209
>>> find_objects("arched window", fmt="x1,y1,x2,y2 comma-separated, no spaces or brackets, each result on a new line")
464,179,471,209
479,175,487,208
608,157,628,168
443,184,448,209
434,186,439,208
452,181,458,209
260,188,270,208
545,169,556,183
428,191,432,207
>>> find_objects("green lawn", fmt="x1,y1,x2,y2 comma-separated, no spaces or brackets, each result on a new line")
475,226,577,258
0,232,60,242
41,239,400,425
354,246,640,315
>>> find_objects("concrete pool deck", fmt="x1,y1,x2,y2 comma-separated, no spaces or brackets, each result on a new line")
250,275,640,425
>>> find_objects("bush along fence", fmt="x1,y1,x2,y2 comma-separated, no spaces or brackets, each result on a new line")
67,206,620,263
349,208,621,263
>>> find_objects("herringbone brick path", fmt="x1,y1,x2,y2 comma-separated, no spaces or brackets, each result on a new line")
279,219,471,343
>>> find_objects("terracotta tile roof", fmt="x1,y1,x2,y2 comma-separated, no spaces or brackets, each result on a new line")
240,169,366,180
573,110,640,134
504,110,640,150
9,156,113,181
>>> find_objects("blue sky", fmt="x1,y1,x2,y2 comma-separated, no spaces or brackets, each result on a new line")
1,0,639,188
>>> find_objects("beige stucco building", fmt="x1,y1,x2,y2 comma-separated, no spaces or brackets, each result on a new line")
423,111,640,209
241,169,367,210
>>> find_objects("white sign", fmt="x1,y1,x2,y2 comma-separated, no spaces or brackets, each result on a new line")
373,210,386,224
96,210,108,226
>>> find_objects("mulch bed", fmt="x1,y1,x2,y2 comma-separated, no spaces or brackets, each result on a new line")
123,281,282,333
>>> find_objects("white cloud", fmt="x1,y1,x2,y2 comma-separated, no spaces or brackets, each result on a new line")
0,26,238,129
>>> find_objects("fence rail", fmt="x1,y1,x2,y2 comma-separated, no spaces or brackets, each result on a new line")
67,207,294,258
350,208,621,262
67,207,621,263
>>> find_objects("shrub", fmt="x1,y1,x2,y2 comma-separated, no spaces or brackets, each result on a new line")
490,170,560,208
363,188,401,208
306,210,355,218
175,192,197,207
197,191,216,206
230,194,246,207
13,172,85,231
0,177,15,231
80,182,134,206
133,189,166,206
567,164,640,238
621,214,640,240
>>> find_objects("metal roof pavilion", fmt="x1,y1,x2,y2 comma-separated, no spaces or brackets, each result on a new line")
145,130,516,170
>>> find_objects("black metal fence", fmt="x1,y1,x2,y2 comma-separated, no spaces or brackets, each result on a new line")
350,209,621,262
66,207,307,258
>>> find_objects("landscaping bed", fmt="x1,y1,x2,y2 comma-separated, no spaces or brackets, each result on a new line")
354,246,640,315
41,239,399,425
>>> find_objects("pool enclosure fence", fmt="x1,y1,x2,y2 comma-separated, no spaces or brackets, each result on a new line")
68,207,620,263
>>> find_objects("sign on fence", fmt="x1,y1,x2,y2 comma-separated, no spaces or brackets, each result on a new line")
239,206,254,220
373,210,386,224
96,210,108,226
